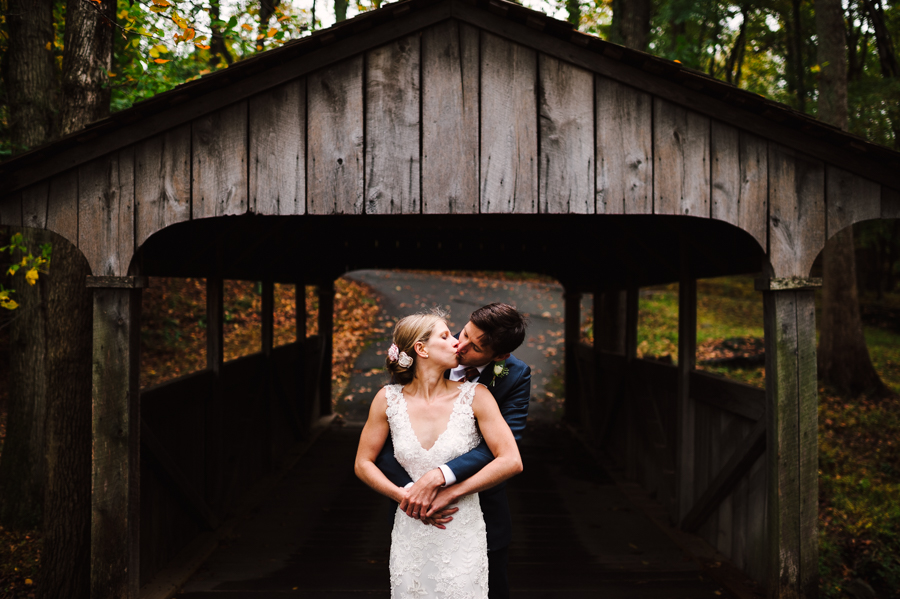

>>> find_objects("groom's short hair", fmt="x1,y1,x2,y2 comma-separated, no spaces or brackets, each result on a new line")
469,303,527,356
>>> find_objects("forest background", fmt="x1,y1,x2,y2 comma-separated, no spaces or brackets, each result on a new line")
0,0,899,598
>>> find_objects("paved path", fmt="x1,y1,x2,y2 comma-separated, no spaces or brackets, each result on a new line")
175,271,737,598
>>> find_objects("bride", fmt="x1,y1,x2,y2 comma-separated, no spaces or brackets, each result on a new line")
355,310,523,598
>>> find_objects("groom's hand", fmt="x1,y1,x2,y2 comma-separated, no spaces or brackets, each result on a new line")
420,506,459,530
400,468,446,519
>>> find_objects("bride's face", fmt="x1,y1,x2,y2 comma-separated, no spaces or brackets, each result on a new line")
422,321,459,370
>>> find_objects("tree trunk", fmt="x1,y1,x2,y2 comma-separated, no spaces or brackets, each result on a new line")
861,0,900,149
60,0,115,136
0,229,50,531
789,0,807,113
816,0,890,398
611,0,651,51
334,0,348,23
257,0,281,51
4,0,56,154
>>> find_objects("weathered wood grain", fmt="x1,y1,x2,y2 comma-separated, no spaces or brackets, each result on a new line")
249,79,306,216
654,99,710,217
21,181,49,229
796,291,819,599
480,33,537,213
767,144,826,278
46,170,79,244
422,21,479,214
308,57,364,215
595,78,651,214
689,370,764,421
539,55,593,214
91,286,141,599
826,165,881,238
730,420,750,569
883,186,900,219
78,150,135,276
365,35,421,214
746,452,767,584
711,123,767,249
192,102,248,219
764,289,818,596
135,125,191,247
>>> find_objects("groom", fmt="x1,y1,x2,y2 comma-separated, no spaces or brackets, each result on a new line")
376,302,530,599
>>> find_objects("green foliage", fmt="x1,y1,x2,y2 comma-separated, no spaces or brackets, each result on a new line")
0,233,52,310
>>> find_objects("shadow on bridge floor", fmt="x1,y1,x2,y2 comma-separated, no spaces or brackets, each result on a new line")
175,419,735,598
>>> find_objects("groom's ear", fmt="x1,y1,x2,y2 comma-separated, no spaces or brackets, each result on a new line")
493,353,510,362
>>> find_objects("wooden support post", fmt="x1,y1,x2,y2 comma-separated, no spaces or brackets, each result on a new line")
597,290,627,354
317,281,334,416
764,288,818,599
205,278,224,513
261,280,275,467
87,276,145,599
296,283,309,433
564,288,582,424
676,256,698,523
624,285,639,480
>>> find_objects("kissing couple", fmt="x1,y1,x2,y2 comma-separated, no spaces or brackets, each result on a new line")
355,302,531,599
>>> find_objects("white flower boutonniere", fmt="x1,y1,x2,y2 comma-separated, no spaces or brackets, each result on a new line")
490,359,510,388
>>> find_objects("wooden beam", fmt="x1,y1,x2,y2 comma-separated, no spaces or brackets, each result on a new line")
141,420,220,531
689,370,765,422
261,280,276,466
317,282,335,416
623,285,639,480
564,289,582,424
680,417,766,533
262,280,274,356
764,289,818,598
205,278,224,513
90,284,142,599
676,250,697,522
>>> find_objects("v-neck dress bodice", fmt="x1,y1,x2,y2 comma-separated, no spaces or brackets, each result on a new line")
384,381,488,598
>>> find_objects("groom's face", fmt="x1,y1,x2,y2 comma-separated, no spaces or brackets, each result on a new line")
456,322,495,367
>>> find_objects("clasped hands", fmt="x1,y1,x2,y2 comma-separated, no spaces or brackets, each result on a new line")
399,468,459,530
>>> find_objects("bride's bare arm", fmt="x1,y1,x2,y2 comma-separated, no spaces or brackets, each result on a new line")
424,385,523,517
355,389,408,503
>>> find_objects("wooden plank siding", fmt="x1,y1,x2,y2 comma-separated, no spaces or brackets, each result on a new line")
480,32,537,214
826,165,881,239
135,125,192,247
653,98,710,217
538,55,594,214
595,77,652,214
421,21,479,214
365,35,421,214
192,102,249,219
78,150,135,276
308,56,364,215
249,79,306,215
47,170,79,244
710,123,767,250
767,144,825,278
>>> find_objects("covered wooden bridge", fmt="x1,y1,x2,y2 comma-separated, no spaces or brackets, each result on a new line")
1,0,898,597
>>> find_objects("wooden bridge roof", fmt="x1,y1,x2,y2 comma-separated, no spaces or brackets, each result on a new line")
0,0,898,283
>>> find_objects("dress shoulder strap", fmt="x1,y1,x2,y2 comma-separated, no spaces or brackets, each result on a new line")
458,381,478,407
384,384,403,408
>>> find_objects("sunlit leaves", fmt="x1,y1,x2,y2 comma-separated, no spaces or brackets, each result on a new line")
0,233,51,310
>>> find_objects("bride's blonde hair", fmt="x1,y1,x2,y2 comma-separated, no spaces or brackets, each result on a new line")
387,309,448,385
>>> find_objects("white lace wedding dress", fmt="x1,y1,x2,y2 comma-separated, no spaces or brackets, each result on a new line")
385,381,489,599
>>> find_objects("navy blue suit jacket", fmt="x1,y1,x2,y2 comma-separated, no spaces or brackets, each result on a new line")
374,354,531,550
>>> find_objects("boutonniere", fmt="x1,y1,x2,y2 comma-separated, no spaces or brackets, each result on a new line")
490,359,510,388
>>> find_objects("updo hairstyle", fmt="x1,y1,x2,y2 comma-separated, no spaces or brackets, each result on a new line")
387,309,448,385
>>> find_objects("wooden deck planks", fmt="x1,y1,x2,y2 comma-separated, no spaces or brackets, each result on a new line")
421,21,479,214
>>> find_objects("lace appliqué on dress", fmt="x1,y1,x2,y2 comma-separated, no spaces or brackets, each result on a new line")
385,382,488,599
